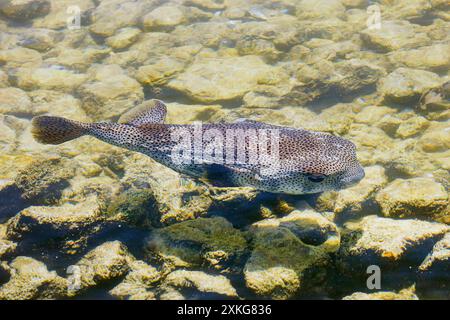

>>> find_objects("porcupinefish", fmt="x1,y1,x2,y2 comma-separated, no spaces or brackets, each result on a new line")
31,99,365,195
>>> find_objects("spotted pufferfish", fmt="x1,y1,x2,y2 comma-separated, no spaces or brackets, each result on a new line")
31,99,365,195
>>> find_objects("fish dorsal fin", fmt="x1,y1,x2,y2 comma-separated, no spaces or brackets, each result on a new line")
118,99,167,126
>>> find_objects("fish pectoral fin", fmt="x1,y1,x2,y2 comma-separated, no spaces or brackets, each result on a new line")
201,163,239,188
118,99,167,126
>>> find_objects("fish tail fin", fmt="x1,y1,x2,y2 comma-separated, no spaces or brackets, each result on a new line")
31,116,89,145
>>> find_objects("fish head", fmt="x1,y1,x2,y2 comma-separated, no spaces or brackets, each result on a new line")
289,132,365,193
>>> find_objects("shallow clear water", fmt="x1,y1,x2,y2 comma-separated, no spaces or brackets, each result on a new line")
0,0,449,300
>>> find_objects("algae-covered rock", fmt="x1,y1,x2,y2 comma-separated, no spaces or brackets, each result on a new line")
44,47,111,72
89,0,152,37
295,0,345,20
388,43,450,71
6,197,104,241
120,154,213,226
28,89,90,121
0,70,8,87
417,81,450,121
162,270,238,299
330,59,385,95
32,0,95,30
13,156,75,204
0,116,18,153
354,105,398,129
17,28,62,52
142,5,187,30
378,67,443,104
318,103,359,135
316,165,388,215
78,64,143,120
0,47,42,69
165,102,228,124
0,0,50,21
382,0,436,21
0,239,17,259
360,20,430,52
418,122,450,153
14,67,87,92
186,0,224,10
145,217,248,272
341,0,368,8
236,38,281,62
395,115,430,138
338,215,449,275
0,87,32,115
135,56,186,86
419,232,450,274
105,27,142,50
109,260,161,300
70,241,135,293
0,256,69,300
168,55,283,103
375,177,448,219
244,210,340,299
342,286,418,300
418,232,450,296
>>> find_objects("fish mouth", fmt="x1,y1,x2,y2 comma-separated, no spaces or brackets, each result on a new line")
339,165,365,188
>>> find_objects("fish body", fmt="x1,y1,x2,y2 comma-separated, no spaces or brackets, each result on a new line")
32,100,365,195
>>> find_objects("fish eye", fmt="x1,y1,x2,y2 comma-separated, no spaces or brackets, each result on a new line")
306,173,326,183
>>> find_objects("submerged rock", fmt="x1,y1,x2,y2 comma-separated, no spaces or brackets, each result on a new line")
106,27,141,50
12,156,75,204
44,47,111,72
338,215,449,275
375,177,448,220
135,56,186,86
109,260,161,300
360,20,430,52
244,210,340,299
329,59,385,95
70,241,135,293
161,270,238,299
388,43,450,72
0,0,51,21
295,0,345,20
0,87,32,115
0,70,8,87
142,5,187,30
395,115,430,138
417,81,450,121
168,55,283,103
316,165,388,215
119,154,213,226
165,102,228,124
145,217,248,272
0,47,42,69
28,89,90,121
32,0,95,30
418,232,450,296
0,117,19,154
6,197,104,242
89,0,152,37
378,67,443,104
0,256,68,300
418,122,450,153
0,238,16,259
78,64,143,120
419,232,450,274
342,286,418,300
18,28,62,52
14,67,87,92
